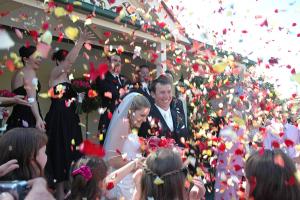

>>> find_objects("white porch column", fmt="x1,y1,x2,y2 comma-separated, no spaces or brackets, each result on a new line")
156,41,167,77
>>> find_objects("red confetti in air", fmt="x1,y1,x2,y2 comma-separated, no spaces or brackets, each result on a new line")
157,21,166,29
151,53,158,63
192,63,199,72
115,6,123,14
274,9,278,13
79,140,105,157
258,148,264,156
103,31,112,38
218,143,226,152
175,57,182,64
233,164,242,171
222,28,227,35
0,11,9,17
108,111,113,120
29,30,39,41
41,22,49,30
108,0,116,4
291,68,296,74
284,139,294,147
208,90,218,99
58,32,64,43
106,181,115,190
297,33,300,37
5,59,15,72
268,57,278,65
292,23,297,27
286,176,295,186
271,140,280,149
234,148,244,155
65,4,74,13
88,89,98,98
260,19,268,27
241,30,248,34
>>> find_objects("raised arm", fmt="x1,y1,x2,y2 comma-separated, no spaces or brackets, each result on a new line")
51,28,95,79
24,70,45,132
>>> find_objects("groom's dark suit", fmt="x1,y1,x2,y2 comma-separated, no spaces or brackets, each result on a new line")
139,100,189,147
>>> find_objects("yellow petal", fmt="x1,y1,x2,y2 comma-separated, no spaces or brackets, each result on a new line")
70,14,80,23
213,62,227,73
84,18,92,26
73,1,82,6
39,93,49,98
54,7,67,18
292,73,300,85
65,26,79,40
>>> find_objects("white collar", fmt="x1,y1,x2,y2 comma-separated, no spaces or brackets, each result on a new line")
111,73,120,78
155,104,171,114
141,82,148,88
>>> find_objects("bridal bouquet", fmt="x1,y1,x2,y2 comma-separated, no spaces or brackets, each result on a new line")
139,136,176,155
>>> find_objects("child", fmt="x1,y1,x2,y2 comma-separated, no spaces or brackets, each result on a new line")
245,149,300,200
68,156,107,200
0,128,47,181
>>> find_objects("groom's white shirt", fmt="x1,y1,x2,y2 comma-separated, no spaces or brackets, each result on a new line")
155,104,174,132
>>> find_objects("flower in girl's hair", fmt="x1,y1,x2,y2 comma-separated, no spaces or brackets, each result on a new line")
153,176,164,185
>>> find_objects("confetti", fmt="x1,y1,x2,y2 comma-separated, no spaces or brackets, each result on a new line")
64,26,79,40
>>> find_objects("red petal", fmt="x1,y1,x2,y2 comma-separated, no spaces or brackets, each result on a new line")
65,4,74,13
284,139,294,147
192,63,199,72
108,0,116,4
103,31,112,38
108,111,113,120
291,68,296,74
79,140,105,158
271,141,280,148
42,22,49,30
106,182,115,190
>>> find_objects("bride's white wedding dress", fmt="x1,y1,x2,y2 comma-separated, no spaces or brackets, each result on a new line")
104,93,144,200
106,133,141,200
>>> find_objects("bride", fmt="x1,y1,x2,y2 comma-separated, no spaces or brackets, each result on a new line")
104,92,151,200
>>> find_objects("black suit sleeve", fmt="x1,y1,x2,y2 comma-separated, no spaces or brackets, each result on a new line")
95,76,120,103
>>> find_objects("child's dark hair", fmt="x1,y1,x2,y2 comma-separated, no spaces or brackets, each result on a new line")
245,149,300,200
69,156,107,200
140,148,187,200
0,128,48,181
19,45,36,65
52,49,69,64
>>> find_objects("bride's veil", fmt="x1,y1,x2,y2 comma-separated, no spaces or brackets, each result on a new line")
104,92,140,159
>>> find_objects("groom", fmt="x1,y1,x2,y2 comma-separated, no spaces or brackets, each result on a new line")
139,75,190,147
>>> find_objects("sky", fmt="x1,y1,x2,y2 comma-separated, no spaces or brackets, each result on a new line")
167,0,300,98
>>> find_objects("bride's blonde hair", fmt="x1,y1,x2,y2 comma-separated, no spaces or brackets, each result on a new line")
128,94,151,114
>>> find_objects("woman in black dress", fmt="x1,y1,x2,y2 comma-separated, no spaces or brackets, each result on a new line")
45,28,94,200
6,45,45,132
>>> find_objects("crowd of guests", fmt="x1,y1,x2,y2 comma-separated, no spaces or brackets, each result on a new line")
0,28,300,200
